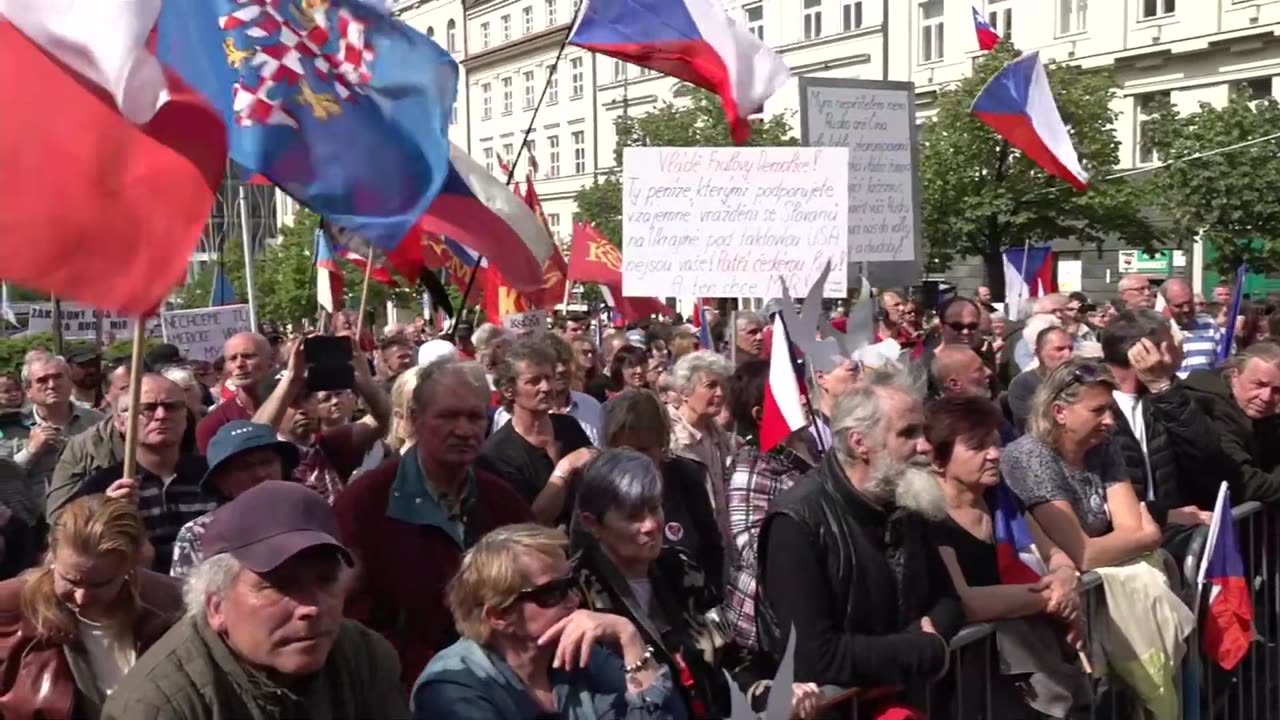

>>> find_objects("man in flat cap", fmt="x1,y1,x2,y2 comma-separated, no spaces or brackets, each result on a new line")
102,481,408,719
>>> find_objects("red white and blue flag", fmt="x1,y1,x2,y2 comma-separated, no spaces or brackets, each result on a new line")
760,315,808,452
1002,246,1056,320
568,0,790,143
156,0,457,259
315,229,345,313
992,484,1045,585
1198,483,1254,671
972,52,1089,191
972,7,1001,51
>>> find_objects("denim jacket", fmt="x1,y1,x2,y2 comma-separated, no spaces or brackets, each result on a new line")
412,637,685,720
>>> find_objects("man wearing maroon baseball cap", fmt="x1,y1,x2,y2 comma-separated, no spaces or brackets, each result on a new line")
102,481,409,719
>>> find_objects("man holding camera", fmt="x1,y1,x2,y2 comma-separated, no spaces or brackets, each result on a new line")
252,336,391,504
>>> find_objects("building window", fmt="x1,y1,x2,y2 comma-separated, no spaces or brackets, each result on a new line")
987,3,1012,42
1058,0,1086,34
483,147,494,173
547,65,559,104
546,0,557,25
481,21,490,48
502,143,514,164
747,3,762,39
481,82,492,119
501,77,513,114
639,66,651,76
919,0,944,64
523,70,536,108
548,135,561,177
526,139,537,170
613,60,625,82
803,0,822,40
426,25,435,38
522,6,533,34
1140,0,1174,20
571,131,586,174
446,19,457,52
842,1,862,31
548,213,561,232
1136,92,1169,165
570,57,584,98
501,14,511,41
1246,77,1274,100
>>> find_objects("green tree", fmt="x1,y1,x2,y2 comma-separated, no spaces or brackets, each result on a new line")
1143,87,1280,276
573,87,799,246
177,234,248,309
921,43,1164,298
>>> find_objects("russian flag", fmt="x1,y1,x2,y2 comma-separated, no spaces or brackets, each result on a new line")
760,315,808,452
315,229,345,313
972,52,1089,191
568,0,790,144
972,7,1001,51
1002,246,1055,321
992,484,1046,585
417,143,556,291
1198,482,1254,671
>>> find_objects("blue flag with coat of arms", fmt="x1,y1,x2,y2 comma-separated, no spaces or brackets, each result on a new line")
156,0,458,253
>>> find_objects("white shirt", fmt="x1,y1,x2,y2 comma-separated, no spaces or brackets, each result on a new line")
491,391,604,447
1112,389,1153,500
77,617,136,696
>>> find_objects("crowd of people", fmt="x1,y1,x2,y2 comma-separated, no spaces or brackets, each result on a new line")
0,277,1273,718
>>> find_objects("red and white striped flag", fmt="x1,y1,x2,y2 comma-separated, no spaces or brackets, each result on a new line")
760,315,808,452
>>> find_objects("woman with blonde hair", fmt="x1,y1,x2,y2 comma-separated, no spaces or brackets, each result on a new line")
387,367,424,454
0,496,182,718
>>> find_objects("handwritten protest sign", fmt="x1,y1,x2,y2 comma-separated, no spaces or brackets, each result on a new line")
25,304,160,339
622,147,848,299
502,310,549,337
161,305,253,361
799,78,922,287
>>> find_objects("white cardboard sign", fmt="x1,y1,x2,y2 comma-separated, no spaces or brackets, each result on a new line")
25,303,160,340
621,147,848,299
161,304,253,361
502,309,549,336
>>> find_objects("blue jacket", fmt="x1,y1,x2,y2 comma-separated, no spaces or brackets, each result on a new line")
412,637,686,720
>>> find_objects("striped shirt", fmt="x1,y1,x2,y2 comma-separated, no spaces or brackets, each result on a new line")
73,455,218,574
1177,315,1223,378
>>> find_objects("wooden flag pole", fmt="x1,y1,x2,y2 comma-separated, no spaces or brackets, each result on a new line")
354,250,375,338
121,318,147,479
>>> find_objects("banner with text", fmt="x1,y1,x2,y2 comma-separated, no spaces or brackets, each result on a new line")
622,147,848,299
161,305,253,361
799,78,923,287
25,304,161,340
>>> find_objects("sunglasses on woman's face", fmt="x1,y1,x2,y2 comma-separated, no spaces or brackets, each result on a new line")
512,575,577,609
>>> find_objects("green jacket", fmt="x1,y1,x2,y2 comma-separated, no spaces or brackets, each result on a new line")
46,415,123,522
102,614,410,720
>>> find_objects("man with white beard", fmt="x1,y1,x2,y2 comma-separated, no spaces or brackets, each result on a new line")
755,372,961,715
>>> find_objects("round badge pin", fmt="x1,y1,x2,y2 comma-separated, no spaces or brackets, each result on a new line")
664,522,684,542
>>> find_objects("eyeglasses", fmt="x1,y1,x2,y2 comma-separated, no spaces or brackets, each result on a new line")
511,575,577,609
945,321,980,333
138,401,186,417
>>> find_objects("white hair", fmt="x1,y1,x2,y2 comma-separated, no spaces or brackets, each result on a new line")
735,311,764,330
21,352,65,387
183,553,242,619
671,350,732,395
1031,293,1067,314
472,323,508,352
829,367,919,462
161,367,198,390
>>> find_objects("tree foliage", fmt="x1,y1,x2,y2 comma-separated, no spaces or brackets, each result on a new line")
573,87,799,246
920,43,1164,298
1144,87,1280,276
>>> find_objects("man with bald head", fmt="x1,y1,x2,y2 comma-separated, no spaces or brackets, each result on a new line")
931,345,994,400
69,374,218,572
1162,277,1223,378
196,332,274,454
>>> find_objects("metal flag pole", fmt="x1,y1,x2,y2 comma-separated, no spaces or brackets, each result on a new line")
238,183,259,331
449,0,587,338
355,250,376,339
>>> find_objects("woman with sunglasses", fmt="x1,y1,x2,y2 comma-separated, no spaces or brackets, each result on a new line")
1000,359,1163,571
412,523,682,719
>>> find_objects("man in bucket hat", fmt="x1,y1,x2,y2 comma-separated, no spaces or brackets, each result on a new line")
168,420,300,579
103,481,408,719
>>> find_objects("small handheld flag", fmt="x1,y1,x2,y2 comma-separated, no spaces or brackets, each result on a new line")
971,7,1001,51
992,484,1046,585
1219,264,1248,362
759,315,808,452
972,52,1089,191
1198,482,1254,671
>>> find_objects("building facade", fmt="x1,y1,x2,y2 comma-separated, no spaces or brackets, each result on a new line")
382,0,1280,296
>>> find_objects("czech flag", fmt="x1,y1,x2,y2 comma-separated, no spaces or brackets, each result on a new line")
1002,246,1056,321
417,144,557,291
992,484,1045,585
971,7,1001,51
0,0,226,314
1198,482,1254,671
759,315,808,452
568,0,790,144
315,229,345,312
971,52,1089,191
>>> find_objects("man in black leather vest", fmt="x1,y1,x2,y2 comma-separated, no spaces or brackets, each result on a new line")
756,371,962,713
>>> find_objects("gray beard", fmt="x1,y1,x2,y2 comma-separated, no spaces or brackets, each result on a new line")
865,456,949,521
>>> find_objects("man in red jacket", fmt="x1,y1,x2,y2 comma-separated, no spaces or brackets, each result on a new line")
335,358,532,688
